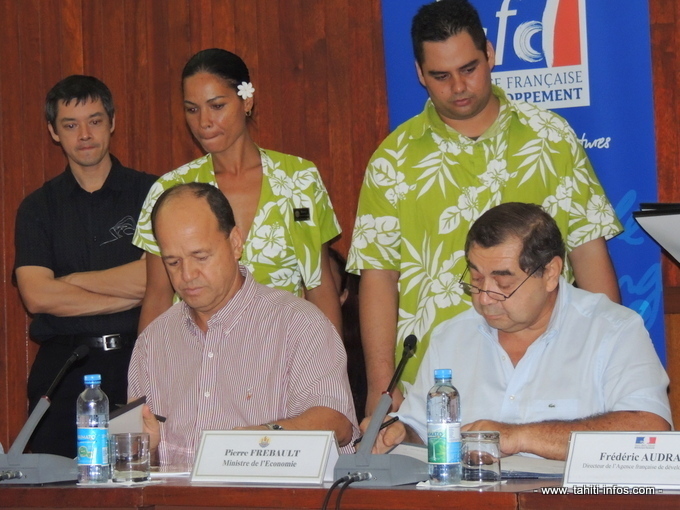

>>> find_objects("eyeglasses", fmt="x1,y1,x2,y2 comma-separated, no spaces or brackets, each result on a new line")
459,266,541,301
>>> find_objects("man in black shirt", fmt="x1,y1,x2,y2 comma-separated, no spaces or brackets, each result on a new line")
14,75,156,457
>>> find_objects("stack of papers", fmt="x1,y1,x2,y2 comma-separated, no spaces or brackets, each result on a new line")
388,443,564,479
501,455,564,479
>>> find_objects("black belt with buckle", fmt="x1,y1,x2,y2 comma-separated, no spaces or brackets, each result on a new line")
50,333,136,351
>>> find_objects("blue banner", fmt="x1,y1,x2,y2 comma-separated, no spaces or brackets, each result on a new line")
381,0,664,363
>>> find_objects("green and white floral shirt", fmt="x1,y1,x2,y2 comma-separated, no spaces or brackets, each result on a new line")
133,148,341,296
347,86,622,386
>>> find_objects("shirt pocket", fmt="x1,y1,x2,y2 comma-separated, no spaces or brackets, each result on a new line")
527,399,579,421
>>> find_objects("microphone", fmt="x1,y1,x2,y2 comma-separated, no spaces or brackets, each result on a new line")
356,335,416,457
1,345,89,484
386,335,417,397
44,345,89,399
334,334,428,486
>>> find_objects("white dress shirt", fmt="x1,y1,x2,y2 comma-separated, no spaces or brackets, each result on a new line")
398,278,672,445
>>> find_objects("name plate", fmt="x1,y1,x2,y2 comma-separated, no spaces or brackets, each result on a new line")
191,430,339,485
564,431,680,490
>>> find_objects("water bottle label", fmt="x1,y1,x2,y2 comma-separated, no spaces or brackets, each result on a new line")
77,427,109,465
427,422,461,464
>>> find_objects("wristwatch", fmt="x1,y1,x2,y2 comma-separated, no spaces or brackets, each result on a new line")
265,423,284,430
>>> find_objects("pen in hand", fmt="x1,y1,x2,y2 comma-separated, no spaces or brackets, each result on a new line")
353,416,400,446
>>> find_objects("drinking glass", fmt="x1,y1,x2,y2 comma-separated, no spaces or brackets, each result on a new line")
461,431,501,483
110,432,150,482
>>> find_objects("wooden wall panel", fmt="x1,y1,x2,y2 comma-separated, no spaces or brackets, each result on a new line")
650,0,680,424
3,0,29,445
146,1,173,178
327,0,355,236
13,0,48,445
167,2,196,169
651,0,680,288
301,0,330,175
0,0,32,452
257,0,284,152
665,314,680,428
278,2,304,157
0,0,388,450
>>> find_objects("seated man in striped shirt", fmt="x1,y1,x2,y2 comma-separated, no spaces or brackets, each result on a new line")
128,182,358,467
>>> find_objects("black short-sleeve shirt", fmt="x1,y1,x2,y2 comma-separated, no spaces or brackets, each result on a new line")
14,156,157,341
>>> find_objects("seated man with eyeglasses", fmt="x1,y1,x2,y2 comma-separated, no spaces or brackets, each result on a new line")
370,202,671,460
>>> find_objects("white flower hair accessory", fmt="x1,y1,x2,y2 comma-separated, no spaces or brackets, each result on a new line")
237,81,255,100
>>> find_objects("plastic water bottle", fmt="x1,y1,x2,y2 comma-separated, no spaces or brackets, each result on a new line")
427,368,461,485
76,374,110,483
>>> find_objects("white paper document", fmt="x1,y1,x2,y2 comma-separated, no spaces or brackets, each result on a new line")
109,396,145,435
389,443,564,479
501,455,564,478
633,203,680,265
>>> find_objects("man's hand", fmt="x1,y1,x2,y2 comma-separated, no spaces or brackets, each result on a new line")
462,411,670,460
230,407,355,447
359,415,409,454
141,404,161,465
462,420,521,457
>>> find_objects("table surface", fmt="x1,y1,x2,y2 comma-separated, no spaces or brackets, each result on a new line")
1,477,678,510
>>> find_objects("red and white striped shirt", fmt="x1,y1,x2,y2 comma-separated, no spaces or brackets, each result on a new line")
128,268,359,467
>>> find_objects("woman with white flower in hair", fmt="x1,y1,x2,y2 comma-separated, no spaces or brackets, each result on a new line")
133,48,343,334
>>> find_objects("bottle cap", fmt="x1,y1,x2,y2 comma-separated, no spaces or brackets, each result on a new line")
434,368,452,380
84,374,102,384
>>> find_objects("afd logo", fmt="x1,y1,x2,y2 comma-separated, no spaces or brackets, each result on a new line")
482,0,589,109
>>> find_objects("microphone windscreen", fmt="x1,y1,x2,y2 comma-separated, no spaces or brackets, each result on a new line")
403,334,417,354
73,345,90,360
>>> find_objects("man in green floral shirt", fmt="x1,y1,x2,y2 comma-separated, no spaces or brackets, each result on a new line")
347,0,622,415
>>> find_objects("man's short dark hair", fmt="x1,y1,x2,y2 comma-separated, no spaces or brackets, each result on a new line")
465,203,566,275
151,183,236,238
411,0,488,65
45,75,115,128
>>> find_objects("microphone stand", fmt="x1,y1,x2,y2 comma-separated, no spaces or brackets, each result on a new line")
0,346,89,484
334,335,428,486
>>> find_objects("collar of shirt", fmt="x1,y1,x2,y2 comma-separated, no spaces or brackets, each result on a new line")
179,264,257,338
407,84,518,143
62,154,128,196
